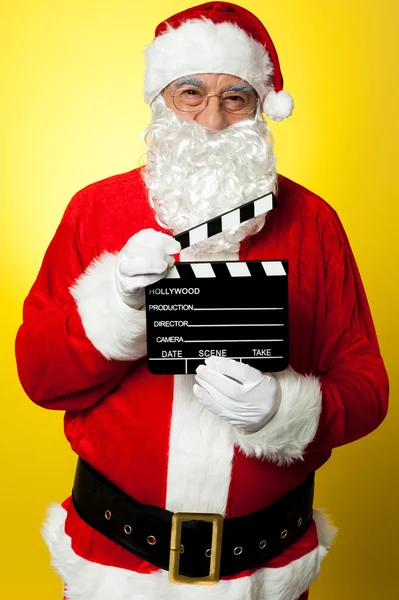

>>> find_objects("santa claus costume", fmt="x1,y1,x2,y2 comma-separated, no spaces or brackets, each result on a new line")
16,3,388,600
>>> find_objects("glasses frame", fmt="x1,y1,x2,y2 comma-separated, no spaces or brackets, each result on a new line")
169,86,258,116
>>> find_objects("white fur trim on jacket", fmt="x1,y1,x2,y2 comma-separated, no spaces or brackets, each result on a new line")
234,366,322,465
70,252,147,361
42,504,336,600
144,19,274,105
166,373,235,513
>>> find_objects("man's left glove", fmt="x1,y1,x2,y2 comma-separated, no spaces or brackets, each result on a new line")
194,357,281,433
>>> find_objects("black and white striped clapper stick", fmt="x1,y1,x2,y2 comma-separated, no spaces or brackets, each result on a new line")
174,191,275,249
145,260,289,375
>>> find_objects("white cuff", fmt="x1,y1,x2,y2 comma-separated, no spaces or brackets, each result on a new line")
70,252,147,361
234,366,322,465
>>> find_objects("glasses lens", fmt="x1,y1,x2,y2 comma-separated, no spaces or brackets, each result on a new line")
221,92,254,114
173,87,207,112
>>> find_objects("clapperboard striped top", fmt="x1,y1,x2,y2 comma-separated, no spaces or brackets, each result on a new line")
165,261,287,279
174,192,275,249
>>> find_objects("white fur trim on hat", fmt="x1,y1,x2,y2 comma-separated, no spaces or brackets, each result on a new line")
263,90,294,121
144,19,274,104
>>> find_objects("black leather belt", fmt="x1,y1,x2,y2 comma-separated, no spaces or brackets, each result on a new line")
72,458,314,584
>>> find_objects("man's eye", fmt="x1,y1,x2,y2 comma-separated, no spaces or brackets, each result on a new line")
182,89,201,96
225,94,248,103
223,94,247,109
174,88,205,109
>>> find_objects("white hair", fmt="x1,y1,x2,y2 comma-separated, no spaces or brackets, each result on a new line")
141,96,278,253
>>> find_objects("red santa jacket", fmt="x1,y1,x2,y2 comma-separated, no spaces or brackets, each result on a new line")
16,168,388,600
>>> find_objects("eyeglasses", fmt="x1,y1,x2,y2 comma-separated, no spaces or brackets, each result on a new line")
170,86,257,115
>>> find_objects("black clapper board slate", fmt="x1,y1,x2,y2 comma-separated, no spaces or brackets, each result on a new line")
145,260,289,375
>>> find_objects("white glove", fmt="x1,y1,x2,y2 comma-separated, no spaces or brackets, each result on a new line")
194,357,281,433
116,229,181,309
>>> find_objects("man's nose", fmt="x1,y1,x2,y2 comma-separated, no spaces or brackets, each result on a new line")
195,96,228,131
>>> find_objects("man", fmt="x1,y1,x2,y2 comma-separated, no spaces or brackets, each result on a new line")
15,2,389,600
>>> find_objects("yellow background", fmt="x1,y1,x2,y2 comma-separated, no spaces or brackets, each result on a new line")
2,0,398,597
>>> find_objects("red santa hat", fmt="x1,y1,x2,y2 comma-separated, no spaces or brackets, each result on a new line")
144,1,294,122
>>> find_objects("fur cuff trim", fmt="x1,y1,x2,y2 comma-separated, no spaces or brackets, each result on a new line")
42,504,335,600
144,19,273,105
234,366,322,465
70,252,147,361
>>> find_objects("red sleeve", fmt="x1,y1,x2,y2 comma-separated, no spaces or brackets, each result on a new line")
306,209,389,453
15,194,146,411
234,206,389,465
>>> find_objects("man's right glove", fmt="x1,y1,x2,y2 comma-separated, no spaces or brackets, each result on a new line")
115,229,181,309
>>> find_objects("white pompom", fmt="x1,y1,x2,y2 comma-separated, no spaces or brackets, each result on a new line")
263,90,294,122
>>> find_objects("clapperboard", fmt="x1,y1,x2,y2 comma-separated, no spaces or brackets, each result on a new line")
145,192,289,375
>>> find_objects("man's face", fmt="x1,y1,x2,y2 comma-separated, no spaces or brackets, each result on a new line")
143,79,276,251
163,73,258,131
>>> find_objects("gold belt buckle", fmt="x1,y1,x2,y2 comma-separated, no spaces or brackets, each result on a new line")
169,512,224,585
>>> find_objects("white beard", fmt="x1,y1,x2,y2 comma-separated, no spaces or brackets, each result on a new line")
142,96,277,254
